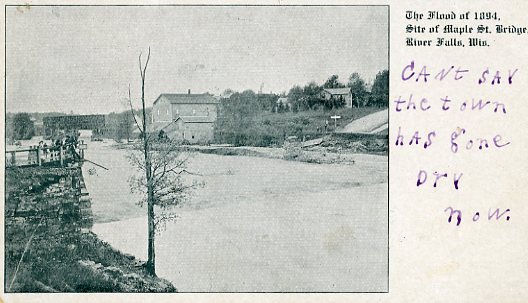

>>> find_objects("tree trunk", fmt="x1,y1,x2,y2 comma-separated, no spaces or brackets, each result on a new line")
143,133,156,276
146,163,156,276
126,112,130,143
139,48,155,276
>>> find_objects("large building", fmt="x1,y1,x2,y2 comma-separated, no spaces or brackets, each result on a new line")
150,91,220,144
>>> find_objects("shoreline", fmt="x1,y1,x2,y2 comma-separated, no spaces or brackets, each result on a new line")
112,141,388,166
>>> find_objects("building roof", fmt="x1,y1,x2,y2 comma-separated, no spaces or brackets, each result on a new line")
154,93,220,105
323,88,351,95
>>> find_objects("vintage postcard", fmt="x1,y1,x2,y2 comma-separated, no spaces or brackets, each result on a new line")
4,3,389,294
1,0,527,302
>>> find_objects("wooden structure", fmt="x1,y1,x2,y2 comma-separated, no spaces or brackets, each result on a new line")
43,115,105,139
6,141,86,168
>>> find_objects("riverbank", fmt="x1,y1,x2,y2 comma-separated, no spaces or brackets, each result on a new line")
5,166,176,292
6,231,176,292
113,134,388,166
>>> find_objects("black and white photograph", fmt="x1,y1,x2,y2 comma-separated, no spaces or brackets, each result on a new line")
4,5,389,293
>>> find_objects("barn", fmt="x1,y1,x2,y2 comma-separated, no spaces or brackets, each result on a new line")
150,91,220,144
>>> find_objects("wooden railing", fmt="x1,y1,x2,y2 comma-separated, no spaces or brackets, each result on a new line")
6,141,86,168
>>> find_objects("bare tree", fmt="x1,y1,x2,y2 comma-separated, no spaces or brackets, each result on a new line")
126,48,201,276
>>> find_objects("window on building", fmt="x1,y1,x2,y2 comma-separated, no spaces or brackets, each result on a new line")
192,135,195,139
157,109,160,116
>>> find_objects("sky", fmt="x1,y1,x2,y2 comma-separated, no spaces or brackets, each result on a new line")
6,6,388,114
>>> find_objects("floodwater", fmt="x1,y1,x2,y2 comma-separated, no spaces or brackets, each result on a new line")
84,141,388,292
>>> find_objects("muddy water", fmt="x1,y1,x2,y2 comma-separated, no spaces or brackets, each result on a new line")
86,142,388,292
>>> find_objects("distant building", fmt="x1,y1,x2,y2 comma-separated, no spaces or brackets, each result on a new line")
276,97,291,111
150,91,220,143
321,88,353,108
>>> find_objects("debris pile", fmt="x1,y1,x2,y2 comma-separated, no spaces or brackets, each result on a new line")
305,135,388,155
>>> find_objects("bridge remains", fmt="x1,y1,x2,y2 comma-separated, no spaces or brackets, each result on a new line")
43,114,105,140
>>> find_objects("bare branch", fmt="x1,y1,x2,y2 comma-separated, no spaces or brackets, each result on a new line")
166,168,202,177
143,47,151,79
180,169,202,176
139,47,151,140
156,157,189,178
128,84,143,134
139,52,143,80
129,154,145,170
154,183,197,200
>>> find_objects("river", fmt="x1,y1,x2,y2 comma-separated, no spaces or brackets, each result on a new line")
82,141,388,292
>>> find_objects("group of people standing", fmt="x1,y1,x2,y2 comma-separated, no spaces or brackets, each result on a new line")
36,134,81,162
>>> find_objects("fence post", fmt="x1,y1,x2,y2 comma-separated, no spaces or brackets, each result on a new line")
37,147,42,166
59,146,64,167
28,146,34,165
10,151,16,166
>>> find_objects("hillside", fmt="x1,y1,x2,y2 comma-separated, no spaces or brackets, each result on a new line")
338,109,389,134
214,106,386,147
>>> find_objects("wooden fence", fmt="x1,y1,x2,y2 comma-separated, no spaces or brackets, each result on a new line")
6,141,86,168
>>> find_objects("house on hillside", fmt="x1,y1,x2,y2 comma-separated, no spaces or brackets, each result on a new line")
150,91,220,143
321,88,353,108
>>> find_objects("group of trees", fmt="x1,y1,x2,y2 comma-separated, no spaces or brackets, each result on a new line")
287,81,324,111
218,71,389,116
214,70,389,146
7,110,139,143
215,90,270,145
288,71,389,111
7,113,35,141
370,70,389,107
105,109,148,143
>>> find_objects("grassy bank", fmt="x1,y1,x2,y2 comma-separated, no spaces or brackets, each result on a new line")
6,232,176,292
214,106,386,147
